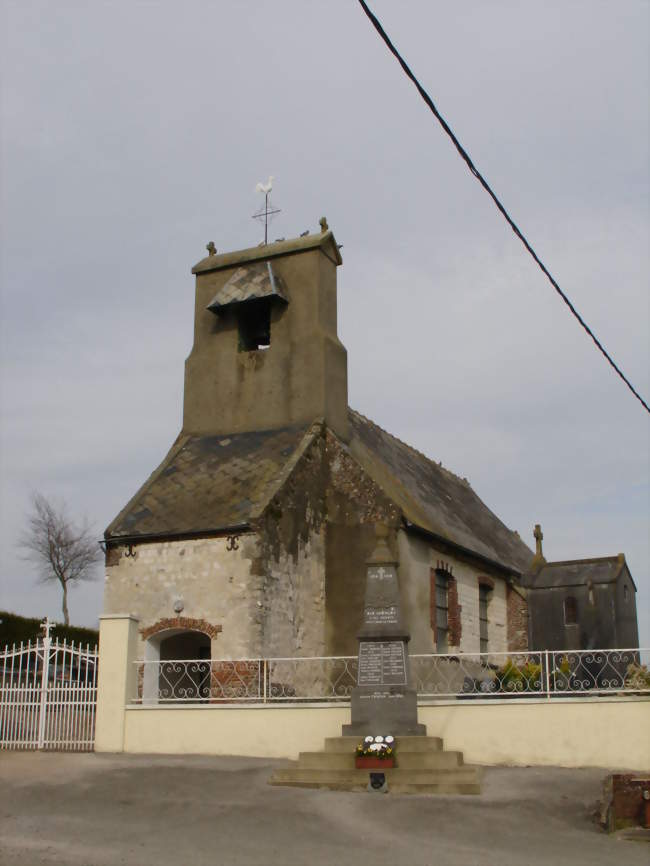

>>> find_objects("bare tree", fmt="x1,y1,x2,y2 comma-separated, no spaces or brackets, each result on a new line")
20,492,102,626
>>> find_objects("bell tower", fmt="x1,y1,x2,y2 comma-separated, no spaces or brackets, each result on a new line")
182,222,349,440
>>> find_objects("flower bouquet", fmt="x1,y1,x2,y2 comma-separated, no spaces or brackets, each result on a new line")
355,735,396,769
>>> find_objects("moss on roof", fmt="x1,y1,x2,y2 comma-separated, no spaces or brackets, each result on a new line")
106,409,534,575
105,423,313,540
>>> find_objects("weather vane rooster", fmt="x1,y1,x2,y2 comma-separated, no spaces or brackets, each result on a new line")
252,175,281,245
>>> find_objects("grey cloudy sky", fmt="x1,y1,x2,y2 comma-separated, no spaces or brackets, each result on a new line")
1,1,648,645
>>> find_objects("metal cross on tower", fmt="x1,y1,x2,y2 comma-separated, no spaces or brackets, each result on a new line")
252,175,281,245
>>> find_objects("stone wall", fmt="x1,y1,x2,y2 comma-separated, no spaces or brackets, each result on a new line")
103,527,326,660
258,529,326,658
104,536,259,659
398,532,511,655
103,424,527,661
323,429,400,655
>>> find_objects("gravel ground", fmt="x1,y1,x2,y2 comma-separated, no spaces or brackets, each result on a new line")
0,753,647,866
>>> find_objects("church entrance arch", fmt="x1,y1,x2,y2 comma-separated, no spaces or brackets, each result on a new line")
140,618,221,703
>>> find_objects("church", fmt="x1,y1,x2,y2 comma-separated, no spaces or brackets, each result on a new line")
101,221,536,669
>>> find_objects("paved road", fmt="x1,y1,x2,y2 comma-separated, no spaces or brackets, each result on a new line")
1,753,647,866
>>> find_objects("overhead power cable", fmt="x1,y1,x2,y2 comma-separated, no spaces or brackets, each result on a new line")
356,0,649,415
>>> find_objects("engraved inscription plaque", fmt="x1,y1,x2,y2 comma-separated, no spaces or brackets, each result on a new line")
358,641,407,686
364,605,399,625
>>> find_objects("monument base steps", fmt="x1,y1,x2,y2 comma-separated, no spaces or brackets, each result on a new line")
269,736,482,795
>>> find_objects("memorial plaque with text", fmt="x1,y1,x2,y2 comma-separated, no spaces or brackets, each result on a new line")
358,641,407,686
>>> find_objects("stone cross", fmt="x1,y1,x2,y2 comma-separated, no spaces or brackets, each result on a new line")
534,523,544,558
206,241,217,256
40,617,52,641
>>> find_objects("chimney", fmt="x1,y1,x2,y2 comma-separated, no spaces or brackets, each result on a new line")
182,225,349,441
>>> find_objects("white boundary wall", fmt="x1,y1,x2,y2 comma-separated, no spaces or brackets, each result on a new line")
115,699,650,770
96,616,650,770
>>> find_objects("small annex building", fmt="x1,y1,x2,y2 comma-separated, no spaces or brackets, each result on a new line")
523,526,639,651
102,223,534,669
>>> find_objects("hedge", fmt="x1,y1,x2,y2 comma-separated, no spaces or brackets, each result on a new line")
0,610,98,648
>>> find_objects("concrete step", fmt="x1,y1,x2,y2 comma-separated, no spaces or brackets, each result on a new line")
394,751,463,769
323,736,443,754
269,765,482,796
269,778,482,795
271,766,480,783
297,750,463,770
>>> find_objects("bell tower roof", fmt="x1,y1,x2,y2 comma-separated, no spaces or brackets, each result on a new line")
206,261,289,314
191,226,342,276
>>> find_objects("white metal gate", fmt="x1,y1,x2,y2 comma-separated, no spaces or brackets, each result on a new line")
0,619,98,751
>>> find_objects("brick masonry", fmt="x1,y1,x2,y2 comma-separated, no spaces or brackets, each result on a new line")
506,584,529,652
140,617,222,641
600,774,650,831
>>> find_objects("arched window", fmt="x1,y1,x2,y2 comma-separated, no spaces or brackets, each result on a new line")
564,596,578,626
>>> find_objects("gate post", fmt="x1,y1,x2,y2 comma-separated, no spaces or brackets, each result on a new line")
36,619,52,749
95,614,139,752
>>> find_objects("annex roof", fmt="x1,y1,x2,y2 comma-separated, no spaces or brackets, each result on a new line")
206,261,288,314
523,555,632,590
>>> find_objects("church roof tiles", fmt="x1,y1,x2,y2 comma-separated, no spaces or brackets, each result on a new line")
106,410,534,576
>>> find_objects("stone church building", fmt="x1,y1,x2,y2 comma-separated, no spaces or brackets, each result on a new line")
102,224,554,667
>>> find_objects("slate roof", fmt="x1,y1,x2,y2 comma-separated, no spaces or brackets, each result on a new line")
522,556,629,590
347,411,533,574
106,409,534,576
206,261,288,314
105,423,313,540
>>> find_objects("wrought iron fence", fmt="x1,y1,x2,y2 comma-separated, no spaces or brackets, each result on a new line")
136,656,359,703
133,648,648,704
410,648,646,698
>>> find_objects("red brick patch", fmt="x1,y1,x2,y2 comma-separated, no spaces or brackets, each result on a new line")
140,617,222,641
506,585,529,652
601,774,650,831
